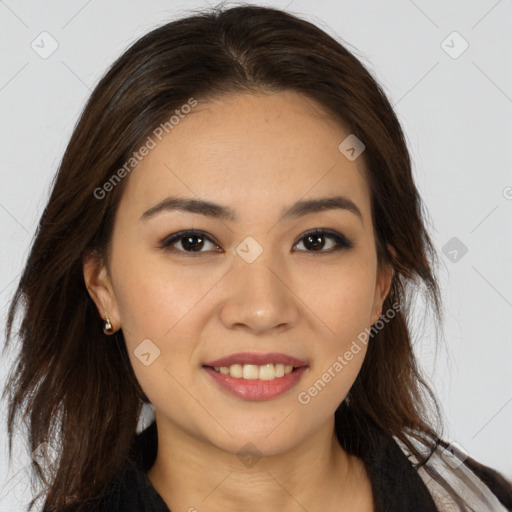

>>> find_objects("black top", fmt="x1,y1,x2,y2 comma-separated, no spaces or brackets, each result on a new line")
88,419,511,512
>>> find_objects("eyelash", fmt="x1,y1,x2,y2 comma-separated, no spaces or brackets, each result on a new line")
159,228,353,256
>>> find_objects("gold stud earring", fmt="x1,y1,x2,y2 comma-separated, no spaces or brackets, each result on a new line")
103,316,114,335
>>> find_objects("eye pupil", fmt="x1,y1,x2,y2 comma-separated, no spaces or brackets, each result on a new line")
305,234,325,251
182,234,204,251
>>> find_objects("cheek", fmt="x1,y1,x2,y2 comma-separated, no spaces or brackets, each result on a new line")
111,248,218,340
110,249,225,397
297,256,377,338
296,254,376,402
114,261,204,410
297,269,373,411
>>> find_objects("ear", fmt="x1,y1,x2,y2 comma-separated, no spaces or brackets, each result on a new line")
370,244,395,325
83,251,120,331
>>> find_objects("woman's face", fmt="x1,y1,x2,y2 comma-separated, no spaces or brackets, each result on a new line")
84,90,393,456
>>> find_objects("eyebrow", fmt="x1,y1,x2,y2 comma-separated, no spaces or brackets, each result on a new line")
140,195,363,223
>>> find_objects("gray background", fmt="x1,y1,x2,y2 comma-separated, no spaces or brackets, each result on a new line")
1,0,511,509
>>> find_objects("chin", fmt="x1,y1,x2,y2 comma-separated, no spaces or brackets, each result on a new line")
203,420,314,459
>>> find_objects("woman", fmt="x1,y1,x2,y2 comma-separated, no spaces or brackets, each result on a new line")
2,4,511,512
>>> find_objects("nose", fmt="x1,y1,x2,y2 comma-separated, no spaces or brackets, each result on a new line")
218,250,300,335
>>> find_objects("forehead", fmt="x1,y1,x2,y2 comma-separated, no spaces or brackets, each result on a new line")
117,91,371,224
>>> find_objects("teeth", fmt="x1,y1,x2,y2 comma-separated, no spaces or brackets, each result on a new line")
211,363,296,380
258,363,275,380
242,364,259,379
230,364,243,378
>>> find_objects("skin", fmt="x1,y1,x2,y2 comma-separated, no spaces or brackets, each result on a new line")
84,90,394,512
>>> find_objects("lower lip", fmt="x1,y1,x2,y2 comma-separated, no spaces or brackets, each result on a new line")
203,366,308,400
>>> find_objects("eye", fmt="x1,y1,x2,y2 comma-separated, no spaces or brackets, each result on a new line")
160,228,353,255
293,229,353,253
160,230,221,255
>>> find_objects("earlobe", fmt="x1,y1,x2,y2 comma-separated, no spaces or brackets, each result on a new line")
82,252,120,331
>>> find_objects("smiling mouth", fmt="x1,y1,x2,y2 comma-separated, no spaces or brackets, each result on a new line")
204,363,299,380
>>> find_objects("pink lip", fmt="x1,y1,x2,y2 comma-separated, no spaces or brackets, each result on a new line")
203,352,309,368
203,366,308,401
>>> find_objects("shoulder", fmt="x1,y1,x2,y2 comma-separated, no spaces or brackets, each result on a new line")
355,417,512,512
463,455,512,510
398,438,512,512
49,459,169,512
93,459,169,512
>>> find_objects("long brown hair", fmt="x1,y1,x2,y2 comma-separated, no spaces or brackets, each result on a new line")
2,4,508,511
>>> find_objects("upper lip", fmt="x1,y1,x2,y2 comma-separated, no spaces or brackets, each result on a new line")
203,352,309,368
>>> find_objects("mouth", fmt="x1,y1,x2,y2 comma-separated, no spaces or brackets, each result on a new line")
202,352,309,400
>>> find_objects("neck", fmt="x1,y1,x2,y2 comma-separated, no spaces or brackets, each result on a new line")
146,414,373,512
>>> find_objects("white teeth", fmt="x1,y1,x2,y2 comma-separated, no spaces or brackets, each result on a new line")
242,364,259,379
230,364,243,378
258,363,275,380
211,363,296,380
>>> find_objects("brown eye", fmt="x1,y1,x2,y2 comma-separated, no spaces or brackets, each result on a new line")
161,230,220,254
294,229,353,253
